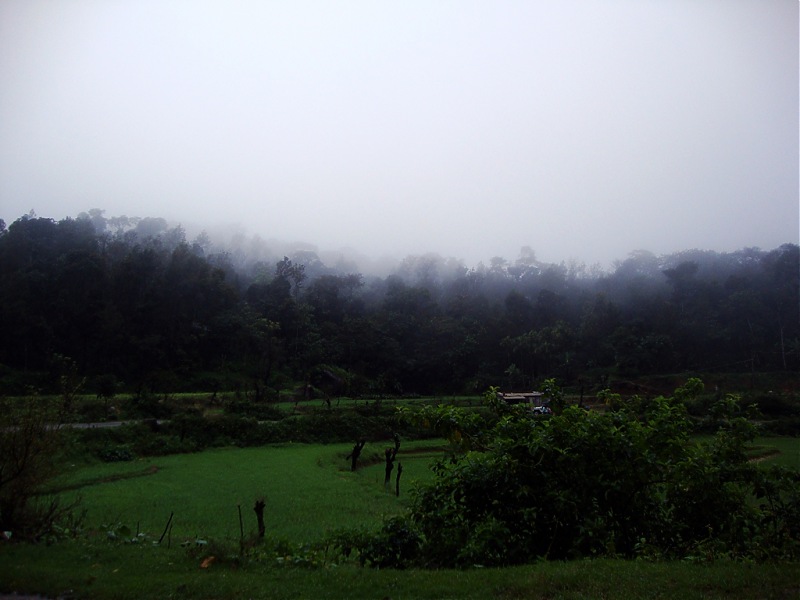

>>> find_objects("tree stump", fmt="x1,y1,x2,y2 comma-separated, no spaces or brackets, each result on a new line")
253,498,266,538
346,439,366,471
396,463,403,497
384,447,398,488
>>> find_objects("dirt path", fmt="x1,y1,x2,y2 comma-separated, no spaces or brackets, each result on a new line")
749,448,781,463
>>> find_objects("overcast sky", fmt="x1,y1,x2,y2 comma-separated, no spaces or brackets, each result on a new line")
1,0,797,267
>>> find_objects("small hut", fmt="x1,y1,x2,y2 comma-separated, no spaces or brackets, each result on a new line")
497,390,550,411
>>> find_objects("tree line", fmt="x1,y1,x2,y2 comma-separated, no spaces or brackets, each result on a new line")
0,211,797,397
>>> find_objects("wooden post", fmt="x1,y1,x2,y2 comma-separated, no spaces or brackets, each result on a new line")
385,434,401,489
158,512,174,544
238,504,244,551
346,440,366,471
253,498,266,538
384,446,399,489
395,463,403,497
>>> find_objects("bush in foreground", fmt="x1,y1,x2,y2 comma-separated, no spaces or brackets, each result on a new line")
348,382,800,568
0,395,83,540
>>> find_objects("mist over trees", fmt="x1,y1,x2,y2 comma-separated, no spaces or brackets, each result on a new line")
0,210,797,397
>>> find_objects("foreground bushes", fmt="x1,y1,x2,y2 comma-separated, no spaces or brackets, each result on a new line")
0,396,84,540
343,384,800,568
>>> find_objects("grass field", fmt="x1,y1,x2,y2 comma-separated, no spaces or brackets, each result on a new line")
749,436,800,469
49,435,800,543
52,440,443,544
2,542,799,600
2,437,799,599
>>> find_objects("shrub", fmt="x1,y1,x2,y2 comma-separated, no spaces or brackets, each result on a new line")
751,392,800,417
326,520,421,569
383,383,800,567
224,399,285,421
760,416,800,436
0,394,82,540
97,445,134,462
127,393,175,419
73,399,109,423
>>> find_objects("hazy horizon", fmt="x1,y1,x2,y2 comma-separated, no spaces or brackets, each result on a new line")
2,1,797,269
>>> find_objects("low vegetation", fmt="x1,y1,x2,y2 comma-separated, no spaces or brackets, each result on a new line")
3,543,800,600
1,378,799,598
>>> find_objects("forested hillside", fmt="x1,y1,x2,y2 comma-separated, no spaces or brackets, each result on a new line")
0,212,797,397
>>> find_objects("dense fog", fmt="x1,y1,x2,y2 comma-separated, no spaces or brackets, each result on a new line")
2,2,797,268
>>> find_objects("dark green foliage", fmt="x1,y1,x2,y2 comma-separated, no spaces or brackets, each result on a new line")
72,398,109,423
377,383,800,567
79,423,193,460
223,399,285,421
330,517,422,568
1,212,798,397
97,445,135,463
0,395,82,540
761,417,800,436
127,393,177,420
751,393,800,417
749,466,800,559
75,408,431,461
